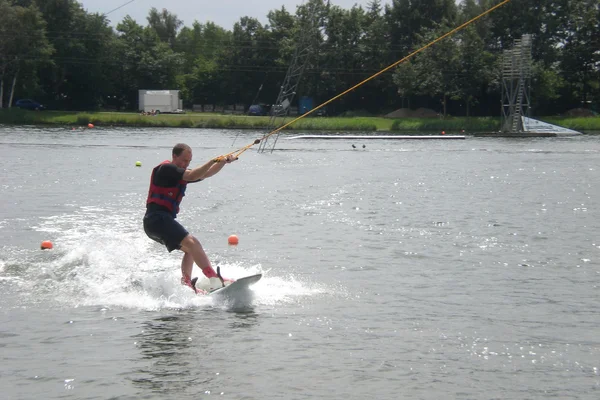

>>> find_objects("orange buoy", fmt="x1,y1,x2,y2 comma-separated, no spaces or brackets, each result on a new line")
441,130,446,135
87,123,94,128
228,235,239,245
41,240,53,250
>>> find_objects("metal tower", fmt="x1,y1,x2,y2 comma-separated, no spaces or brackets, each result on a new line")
257,2,322,153
501,34,533,132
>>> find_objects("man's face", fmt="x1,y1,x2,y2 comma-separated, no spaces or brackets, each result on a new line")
174,149,192,169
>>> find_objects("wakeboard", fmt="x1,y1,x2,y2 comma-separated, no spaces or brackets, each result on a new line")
209,274,262,296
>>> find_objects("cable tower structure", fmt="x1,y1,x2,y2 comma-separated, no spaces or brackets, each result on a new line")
501,34,533,133
257,3,321,153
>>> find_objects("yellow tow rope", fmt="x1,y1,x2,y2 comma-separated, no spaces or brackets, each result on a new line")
215,0,512,161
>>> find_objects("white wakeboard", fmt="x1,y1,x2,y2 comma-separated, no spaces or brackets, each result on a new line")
209,274,262,296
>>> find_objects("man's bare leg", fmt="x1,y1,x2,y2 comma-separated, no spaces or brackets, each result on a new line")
181,252,194,281
179,252,201,292
179,234,218,278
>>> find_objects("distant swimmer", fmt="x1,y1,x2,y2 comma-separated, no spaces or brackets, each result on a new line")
143,143,236,293
352,144,356,148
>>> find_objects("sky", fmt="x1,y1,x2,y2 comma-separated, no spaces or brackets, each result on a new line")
77,0,389,30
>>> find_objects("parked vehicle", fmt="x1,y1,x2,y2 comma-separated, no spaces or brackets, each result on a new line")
138,90,182,114
315,106,327,116
15,99,46,111
248,104,266,116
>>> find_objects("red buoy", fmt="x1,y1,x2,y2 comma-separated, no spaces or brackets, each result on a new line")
228,235,239,245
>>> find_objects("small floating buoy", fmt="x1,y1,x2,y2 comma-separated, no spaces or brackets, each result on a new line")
87,123,94,128
228,235,239,245
441,131,446,135
135,161,142,167
41,240,53,250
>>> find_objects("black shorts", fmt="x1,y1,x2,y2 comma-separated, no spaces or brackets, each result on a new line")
143,211,189,252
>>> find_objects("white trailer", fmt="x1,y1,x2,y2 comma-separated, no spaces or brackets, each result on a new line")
138,90,183,113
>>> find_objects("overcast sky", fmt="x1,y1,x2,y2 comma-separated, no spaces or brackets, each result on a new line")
77,0,389,30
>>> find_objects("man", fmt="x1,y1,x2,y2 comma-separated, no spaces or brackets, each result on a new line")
144,143,236,293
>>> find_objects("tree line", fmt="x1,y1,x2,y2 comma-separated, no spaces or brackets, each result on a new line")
0,0,598,116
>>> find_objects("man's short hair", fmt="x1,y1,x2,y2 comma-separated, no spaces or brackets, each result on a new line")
173,143,191,157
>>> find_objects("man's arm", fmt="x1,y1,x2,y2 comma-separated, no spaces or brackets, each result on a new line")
182,156,236,182
202,157,234,179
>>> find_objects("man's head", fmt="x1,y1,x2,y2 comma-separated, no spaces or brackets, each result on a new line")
172,143,192,169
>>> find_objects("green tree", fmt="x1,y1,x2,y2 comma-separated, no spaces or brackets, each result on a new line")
0,1,53,108
319,5,364,111
257,6,299,106
454,25,496,116
530,62,565,114
0,0,19,108
147,7,183,48
28,0,114,110
397,31,461,116
557,0,599,108
391,59,420,109
112,16,184,110
175,21,231,106
176,22,228,71
358,0,395,113
1,0,596,117
484,0,598,114
223,17,271,105
7,2,53,107
266,6,296,67
385,0,457,59
390,0,458,115
293,0,328,107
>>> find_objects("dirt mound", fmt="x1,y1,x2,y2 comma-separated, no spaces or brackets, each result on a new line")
385,108,411,118
385,107,439,118
565,108,597,117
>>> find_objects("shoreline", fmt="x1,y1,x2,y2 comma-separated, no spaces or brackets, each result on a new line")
1,110,598,134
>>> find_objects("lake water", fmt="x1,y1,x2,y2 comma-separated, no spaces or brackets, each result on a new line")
0,125,599,399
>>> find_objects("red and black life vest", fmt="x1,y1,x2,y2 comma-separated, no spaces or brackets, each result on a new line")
146,160,187,217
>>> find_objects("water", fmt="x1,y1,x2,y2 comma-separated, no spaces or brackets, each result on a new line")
1,125,599,399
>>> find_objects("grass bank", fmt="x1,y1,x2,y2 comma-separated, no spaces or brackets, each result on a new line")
1,109,598,133
0,109,381,131
543,116,600,131
390,116,501,132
